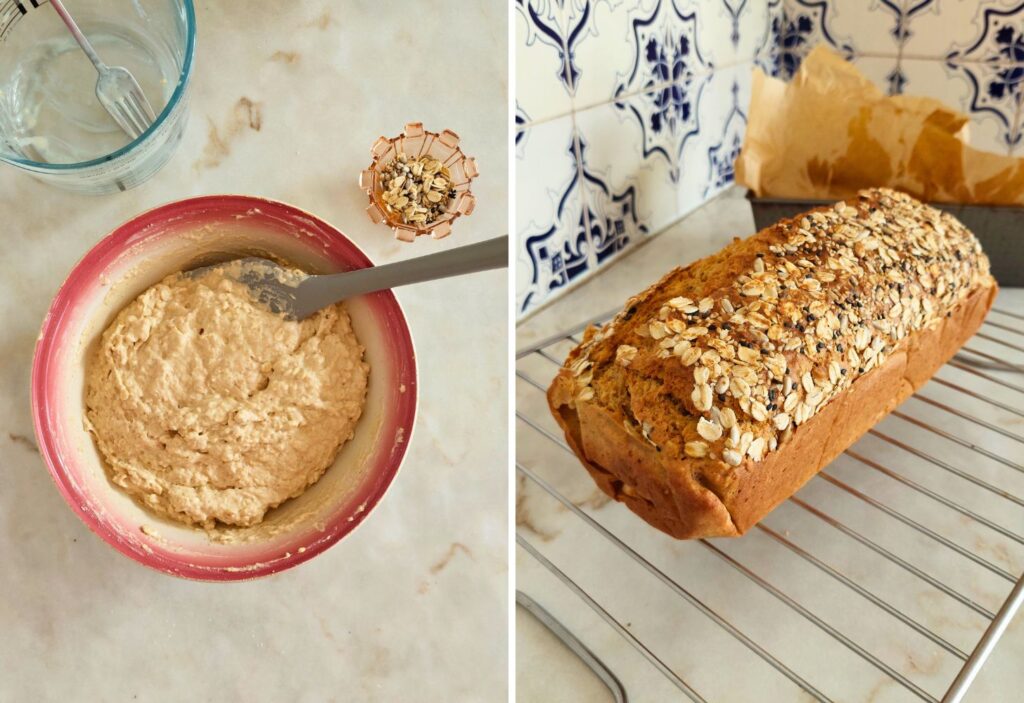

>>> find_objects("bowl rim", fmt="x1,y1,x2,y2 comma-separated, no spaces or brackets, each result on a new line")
30,194,417,581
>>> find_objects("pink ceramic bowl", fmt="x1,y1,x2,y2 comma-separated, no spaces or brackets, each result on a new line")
31,196,417,580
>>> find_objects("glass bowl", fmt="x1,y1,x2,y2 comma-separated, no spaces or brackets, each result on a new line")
0,0,196,194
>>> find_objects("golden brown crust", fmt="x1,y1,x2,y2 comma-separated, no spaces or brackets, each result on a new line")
547,188,997,539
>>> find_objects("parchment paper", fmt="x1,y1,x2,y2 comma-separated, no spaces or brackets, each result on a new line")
736,45,1024,205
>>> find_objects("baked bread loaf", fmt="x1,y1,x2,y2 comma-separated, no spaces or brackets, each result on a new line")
548,188,997,539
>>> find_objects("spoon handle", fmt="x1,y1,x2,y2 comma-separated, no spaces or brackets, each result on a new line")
299,235,508,312
50,0,107,72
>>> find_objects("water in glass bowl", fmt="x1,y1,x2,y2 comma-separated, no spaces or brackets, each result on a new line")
0,21,177,164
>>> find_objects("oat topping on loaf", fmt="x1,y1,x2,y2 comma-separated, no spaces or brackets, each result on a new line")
560,188,992,469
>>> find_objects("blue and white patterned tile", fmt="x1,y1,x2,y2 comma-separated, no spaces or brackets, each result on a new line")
901,0,1021,60
900,58,1018,156
516,116,589,316
571,0,714,110
754,0,784,76
776,0,856,79
576,134,654,271
879,0,936,55
561,0,640,109
700,0,775,69
819,0,906,55
679,65,752,216
605,67,709,186
515,103,531,153
574,89,677,246
849,55,904,96
938,3,1024,154
515,0,575,123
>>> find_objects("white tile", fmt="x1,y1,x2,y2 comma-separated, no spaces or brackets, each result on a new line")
679,65,752,216
900,58,1018,155
902,0,1024,60
565,0,644,109
515,102,531,140
571,0,713,110
515,0,574,123
902,3,1024,153
697,0,772,68
817,0,903,55
849,55,902,95
516,116,590,316
1012,110,1024,157
574,89,680,260
516,115,579,240
754,0,785,75
517,190,757,345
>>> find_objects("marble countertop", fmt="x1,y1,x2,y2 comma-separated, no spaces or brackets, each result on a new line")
0,2,507,701
516,189,1023,702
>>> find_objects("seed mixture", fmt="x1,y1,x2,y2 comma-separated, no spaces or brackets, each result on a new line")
378,152,457,226
564,188,991,468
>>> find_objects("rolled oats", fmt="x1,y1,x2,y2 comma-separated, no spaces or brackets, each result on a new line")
697,417,723,441
561,188,991,470
615,345,638,367
379,152,456,226
723,449,743,466
685,440,708,458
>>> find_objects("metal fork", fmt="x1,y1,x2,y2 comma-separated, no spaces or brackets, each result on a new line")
50,0,156,140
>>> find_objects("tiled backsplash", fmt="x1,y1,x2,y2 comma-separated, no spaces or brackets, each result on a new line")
515,0,1024,318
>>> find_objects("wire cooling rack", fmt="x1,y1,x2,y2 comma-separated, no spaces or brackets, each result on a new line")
516,304,1024,703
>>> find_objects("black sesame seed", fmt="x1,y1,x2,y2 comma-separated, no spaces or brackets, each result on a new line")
816,342,825,351
840,368,847,375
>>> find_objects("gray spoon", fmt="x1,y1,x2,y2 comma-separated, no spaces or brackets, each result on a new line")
189,235,508,320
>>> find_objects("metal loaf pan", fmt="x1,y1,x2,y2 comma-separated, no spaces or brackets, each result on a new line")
748,196,1024,287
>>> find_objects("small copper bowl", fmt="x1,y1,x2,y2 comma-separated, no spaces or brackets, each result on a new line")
359,122,479,242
